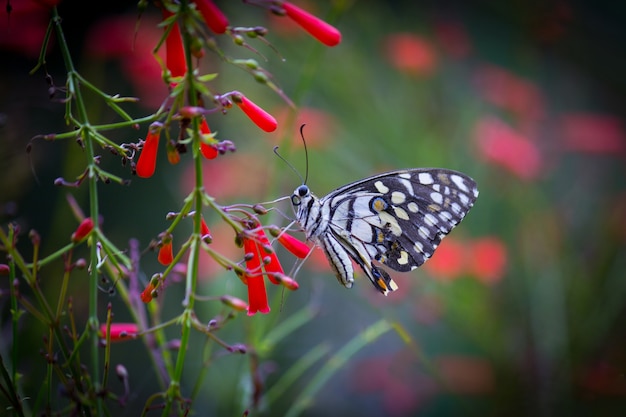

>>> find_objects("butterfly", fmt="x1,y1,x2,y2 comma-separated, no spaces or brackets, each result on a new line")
290,168,479,295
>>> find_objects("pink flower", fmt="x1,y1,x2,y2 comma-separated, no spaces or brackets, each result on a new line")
280,2,341,47
559,113,626,154
475,116,542,180
383,33,437,76
467,237,507,284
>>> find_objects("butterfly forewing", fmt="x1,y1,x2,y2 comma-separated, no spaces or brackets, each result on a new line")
291,168,478,295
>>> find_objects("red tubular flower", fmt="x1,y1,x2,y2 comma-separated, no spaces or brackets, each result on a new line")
71,217,94,243
99,323,139,342
193,0,229,34
467,237,507,284
253,228,282,284
233,94,278,132
0,264,10,275
136,122,164,178
245,271,270,315
243,236,270,315
199,117,218,159
281,1,341,47
140,283,155,303
158,238,174,266
277,231,310,259
162,9,187,78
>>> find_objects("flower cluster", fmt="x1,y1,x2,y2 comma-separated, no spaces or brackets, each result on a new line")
240,221,304,315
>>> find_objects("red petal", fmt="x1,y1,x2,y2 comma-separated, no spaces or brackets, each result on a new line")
199,117,219,159
282,2,341,47
193,0,229,34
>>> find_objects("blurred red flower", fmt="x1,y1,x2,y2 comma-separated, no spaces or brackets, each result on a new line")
0,0,59,58
436,355,495,394
351,349,439,416
382,33,438,76
272,106,339,149
84,14,168,108
475,116,542,180
474,64,544,124
559,113,626,154
467,236,508,284
423,237,465,280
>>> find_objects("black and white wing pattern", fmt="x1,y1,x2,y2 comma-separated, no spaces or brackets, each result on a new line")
290,168,479,295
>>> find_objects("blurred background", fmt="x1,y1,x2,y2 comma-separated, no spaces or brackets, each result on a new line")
1,0,626,416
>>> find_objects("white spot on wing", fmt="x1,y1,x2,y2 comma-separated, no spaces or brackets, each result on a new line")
430,192,443,204
375,180,389,194
391,191,406,204
407,202,419,213
451,174,470,192
418,173,434,184
393,206,410,220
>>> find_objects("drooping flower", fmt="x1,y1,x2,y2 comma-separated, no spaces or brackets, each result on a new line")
233,93,278,132
243,234,271,315
241,222,299,315
71,217,94,243
193,0,229,34
99,323,139,342
136,122,164,178
279,2,341,47
161,9,187,79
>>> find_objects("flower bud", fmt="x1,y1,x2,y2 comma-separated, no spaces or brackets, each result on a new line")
71,218,94,243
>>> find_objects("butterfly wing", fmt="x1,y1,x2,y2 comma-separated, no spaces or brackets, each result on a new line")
319,168,478,294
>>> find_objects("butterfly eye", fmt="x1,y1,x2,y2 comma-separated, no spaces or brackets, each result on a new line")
297,185,309,197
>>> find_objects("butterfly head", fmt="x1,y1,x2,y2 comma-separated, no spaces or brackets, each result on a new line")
290,184,310,207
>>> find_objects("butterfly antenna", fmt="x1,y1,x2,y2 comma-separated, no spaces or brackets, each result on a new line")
273,146,304,184
299,124,309,184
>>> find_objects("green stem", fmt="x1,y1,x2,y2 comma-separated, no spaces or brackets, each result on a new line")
52,6,101,414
